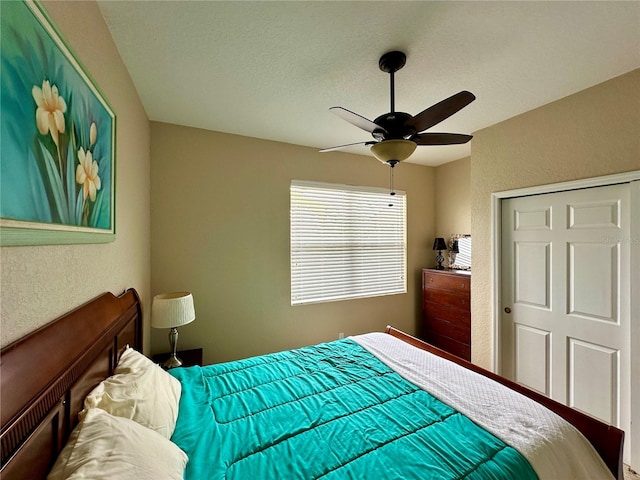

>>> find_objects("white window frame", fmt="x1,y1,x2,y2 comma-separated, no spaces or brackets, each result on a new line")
290,180,407,306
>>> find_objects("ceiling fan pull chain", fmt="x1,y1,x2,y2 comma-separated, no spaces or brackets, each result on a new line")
388,160,398,206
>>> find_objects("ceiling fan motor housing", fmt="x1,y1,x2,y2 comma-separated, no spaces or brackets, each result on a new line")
373,112,416,140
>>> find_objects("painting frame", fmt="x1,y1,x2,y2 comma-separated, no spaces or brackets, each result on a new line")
1,0,116,246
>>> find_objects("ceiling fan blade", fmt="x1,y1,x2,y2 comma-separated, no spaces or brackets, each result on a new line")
319,141,375,153
412,132,473,145
406,91,476,133
329,107,386,134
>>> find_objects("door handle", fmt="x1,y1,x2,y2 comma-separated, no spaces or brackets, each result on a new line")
504,307,512,314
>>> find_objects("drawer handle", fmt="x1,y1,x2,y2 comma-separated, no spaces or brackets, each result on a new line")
461,283,466,288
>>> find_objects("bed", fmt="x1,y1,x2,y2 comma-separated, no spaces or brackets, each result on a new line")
0,290,624,479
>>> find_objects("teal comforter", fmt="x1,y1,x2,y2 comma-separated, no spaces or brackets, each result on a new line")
170,339,537,479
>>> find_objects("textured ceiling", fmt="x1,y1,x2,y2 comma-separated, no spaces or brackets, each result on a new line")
97,1,640,166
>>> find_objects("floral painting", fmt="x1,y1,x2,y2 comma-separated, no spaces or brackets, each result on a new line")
0,0,115,245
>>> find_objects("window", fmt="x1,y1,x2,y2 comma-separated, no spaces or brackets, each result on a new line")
290,180,406,305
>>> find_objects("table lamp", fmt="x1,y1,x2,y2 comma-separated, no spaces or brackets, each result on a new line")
433,237,448,270
151,292,195,368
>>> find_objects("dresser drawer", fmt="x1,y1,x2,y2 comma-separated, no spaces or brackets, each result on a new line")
431,336,471,361
424,315,471,345
424,301,470,326
423,271,470,292
423,289,470,310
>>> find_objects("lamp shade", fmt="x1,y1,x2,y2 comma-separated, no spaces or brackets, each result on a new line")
433,237,447,251
370,139,417,164
151,292,195,329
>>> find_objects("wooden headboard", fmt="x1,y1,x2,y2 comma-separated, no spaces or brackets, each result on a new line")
0,289,142,480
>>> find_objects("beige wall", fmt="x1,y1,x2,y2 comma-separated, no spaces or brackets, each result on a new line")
150,122,435,364
5,3,635,375
471,69,640,369
0,1,151,350
434,157,471,267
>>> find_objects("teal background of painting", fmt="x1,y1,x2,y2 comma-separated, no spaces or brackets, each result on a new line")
1,0,113,229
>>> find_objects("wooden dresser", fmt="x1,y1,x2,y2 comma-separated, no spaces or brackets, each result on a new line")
421,268,471,361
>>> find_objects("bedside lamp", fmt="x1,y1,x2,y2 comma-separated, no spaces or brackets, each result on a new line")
151,292,195,369
433,237,448,270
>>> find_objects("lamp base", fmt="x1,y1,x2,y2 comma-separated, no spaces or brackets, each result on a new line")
162,354,183,369
163,326,183,369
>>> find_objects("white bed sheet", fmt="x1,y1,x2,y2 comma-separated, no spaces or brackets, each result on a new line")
351,332,614,480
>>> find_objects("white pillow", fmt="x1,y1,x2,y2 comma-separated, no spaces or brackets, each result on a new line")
115,346,157,374
47,408,187,480
83,348,181,438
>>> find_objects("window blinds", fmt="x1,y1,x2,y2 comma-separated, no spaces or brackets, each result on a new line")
290,180,406,305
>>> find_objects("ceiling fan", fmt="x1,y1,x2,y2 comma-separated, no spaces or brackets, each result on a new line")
321,51,476,171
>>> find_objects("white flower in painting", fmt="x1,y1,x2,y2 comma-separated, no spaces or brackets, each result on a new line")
76,147,101,202
32,80,67,146
90,122,97,147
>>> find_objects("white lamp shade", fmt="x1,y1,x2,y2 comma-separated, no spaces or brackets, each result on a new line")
370,139,417,164
151,292,195,329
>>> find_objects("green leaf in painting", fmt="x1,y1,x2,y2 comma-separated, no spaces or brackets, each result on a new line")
89,189,103,227
75,190,84,226
30,138,57,221
38,140,69,224
27,148,52,222
66,123,78,224
90,184,111,230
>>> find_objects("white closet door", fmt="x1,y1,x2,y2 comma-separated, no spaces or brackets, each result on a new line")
500,183,631,463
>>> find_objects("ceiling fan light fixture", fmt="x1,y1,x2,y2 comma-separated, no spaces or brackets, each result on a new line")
370,139,417,164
